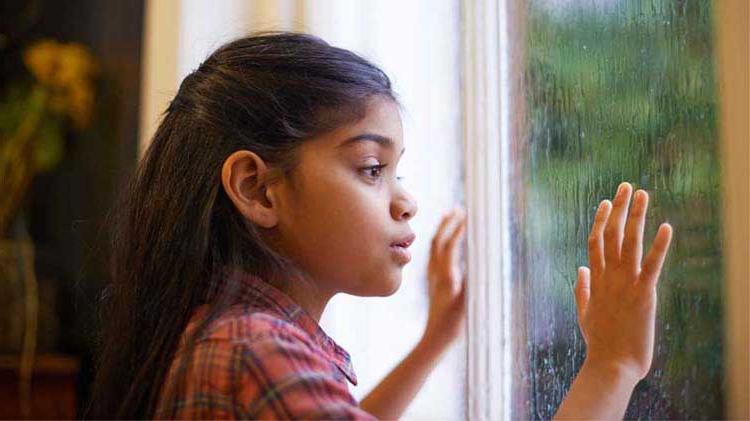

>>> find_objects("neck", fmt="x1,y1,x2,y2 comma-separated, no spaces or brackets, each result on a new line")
270,271,334,322
258,231,334,322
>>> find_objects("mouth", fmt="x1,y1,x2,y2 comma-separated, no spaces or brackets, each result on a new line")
390,232,415,264
390,232,416,248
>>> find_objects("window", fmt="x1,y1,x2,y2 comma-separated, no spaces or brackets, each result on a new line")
464,0,746,419
518,1,722,418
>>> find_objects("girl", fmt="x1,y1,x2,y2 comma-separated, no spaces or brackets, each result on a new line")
87,32,673,420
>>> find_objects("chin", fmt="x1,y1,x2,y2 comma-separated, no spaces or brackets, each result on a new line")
378,275,402,297
354,275,402,297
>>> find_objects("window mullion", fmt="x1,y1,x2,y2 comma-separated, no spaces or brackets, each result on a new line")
462,0,512,420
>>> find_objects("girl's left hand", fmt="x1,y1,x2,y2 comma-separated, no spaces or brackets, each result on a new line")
422,207,468,350
575,183,673,381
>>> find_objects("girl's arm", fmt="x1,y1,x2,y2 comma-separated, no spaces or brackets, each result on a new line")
358,332,457,420
555,183,673,419
360,208,467,420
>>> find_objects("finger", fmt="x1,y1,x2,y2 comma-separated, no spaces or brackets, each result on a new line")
575,267,591,322
587,200,611,281
603,182,633,263
445,212,467,266
639,223,674,289
454,276,467,310
440,208,466,255
431,209,457,257
621,190,649,274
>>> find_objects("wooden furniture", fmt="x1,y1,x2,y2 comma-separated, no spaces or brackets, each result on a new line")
0,354,79,419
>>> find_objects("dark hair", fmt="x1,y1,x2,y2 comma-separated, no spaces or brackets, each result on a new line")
86,31,395,419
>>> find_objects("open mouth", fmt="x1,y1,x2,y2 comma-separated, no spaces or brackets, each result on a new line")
389,233,415,264
390,233,416,249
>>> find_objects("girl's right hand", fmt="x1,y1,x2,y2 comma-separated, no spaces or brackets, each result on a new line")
575,182,673,381
422,207,467,351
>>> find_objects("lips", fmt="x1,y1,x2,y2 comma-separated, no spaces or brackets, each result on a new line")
390,233,415,264
391,232,416,248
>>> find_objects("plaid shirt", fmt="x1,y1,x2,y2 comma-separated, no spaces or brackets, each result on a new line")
154,270,377,420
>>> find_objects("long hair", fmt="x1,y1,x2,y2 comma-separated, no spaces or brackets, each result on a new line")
86,31,395,419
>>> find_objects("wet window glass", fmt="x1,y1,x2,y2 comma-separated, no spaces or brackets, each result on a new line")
511,0,723,418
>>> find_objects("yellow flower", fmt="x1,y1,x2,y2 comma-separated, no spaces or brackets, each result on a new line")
22,39,99,130
54,43,98,87
23,40,60,86
23,40,98,88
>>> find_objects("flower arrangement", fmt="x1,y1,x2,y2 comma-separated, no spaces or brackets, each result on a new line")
0,38,99,418
0,39,99,236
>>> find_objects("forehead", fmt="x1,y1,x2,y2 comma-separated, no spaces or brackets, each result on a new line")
305,97,404,155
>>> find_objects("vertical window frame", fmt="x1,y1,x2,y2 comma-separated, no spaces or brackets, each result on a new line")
462,0,513,419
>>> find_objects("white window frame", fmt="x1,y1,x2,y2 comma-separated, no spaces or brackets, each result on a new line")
462,0,512,419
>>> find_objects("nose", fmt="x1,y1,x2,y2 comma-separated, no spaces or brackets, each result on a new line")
391,188,418,221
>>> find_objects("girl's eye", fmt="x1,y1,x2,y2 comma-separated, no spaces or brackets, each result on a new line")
360,164,405,182
362,164,387,180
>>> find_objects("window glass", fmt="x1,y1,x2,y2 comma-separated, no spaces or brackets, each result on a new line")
512,0,723,418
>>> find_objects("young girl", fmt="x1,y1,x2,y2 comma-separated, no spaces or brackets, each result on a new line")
87,32,673,420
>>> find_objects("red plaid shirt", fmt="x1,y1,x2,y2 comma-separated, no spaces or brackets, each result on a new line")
154,270,377,420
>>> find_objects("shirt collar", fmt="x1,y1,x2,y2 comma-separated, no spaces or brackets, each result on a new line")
228,268,358,386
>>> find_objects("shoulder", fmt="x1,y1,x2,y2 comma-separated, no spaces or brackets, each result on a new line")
205,306,315,345
157,306,376,420
204,307,340,384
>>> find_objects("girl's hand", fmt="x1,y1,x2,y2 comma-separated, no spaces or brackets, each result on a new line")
422,207,467,350
576,182,673,382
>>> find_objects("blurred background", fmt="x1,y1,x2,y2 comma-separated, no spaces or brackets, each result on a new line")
0,1,143,418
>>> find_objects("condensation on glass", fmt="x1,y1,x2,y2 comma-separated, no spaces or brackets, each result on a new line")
510,0,723,419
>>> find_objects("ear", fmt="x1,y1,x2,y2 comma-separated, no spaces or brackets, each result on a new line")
221,150,281,228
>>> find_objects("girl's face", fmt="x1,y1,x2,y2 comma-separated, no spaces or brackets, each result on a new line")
273,96,417,298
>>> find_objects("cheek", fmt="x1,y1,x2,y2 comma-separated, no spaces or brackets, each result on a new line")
289,177,390,284
301,166,381,234
308,182,383,252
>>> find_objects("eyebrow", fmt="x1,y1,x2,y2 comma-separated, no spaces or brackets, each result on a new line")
337,133,406,157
